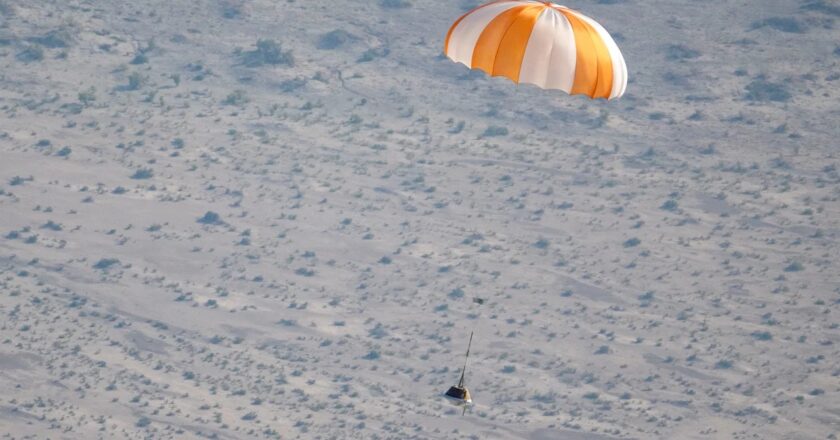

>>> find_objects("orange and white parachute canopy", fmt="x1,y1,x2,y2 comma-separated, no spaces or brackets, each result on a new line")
444,1,627,100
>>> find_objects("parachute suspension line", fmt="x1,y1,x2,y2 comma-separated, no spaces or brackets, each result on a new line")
458,331,474,389
445,298,482,413
460,297,483,390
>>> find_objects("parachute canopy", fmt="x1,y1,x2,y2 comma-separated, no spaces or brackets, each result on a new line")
444,1,627,100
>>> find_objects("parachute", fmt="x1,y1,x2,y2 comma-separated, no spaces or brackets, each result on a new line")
444,1,627,99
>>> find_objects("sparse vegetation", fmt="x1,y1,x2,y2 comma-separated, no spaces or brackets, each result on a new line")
9,175,33,186
660,199,679,211
240,39,294,67
783,261,804,272
295,267,315,276
380,0,412,8
17,45,44,62
715,359,734,369
751,17,806,33
745,79,791,102
665,44,701,61
127,72,145,91
481,126,508,137
623,237,641,248
130,53,148,65
223,89,249,106
93,258,120,270
78,87,96,106
221,0,244,18
29,29,74,48
751,331,773,341
197,211,223,225
317,30,355,50
130,168,153,179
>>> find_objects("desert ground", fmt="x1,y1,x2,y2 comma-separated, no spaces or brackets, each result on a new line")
1,0,838,438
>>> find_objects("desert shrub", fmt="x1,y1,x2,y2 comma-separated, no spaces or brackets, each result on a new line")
665,44,700,61
197,211,223,225
660,199,679,211
29,29,73,48
532,392,557,404
751,17,807,33
623,237,641,248
357,46,389,62
368,324,388,339
448,288,464,299
17,45,44,62
0,1,13,16
241,39,293,67
241,412,257,421
130,53,148,64
805,355,824,364
60,103,82,114
745,79,791,102
130,168,153,179
380,0,411,8
42,220,62,231
459,0,481,11
127,72,144,90
279,77,307,92
714,359,733,369
802,0,840,16
751,331,772,341
9,175,32,185
783,261,804,272
93,258,120,270
448,120,465,134
223,89,249,106
699,144,715,154
295,267,315,277
78,87,96,105
482,126,508,137
317,30,354,50
222,1,244,18
533,238,550,249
